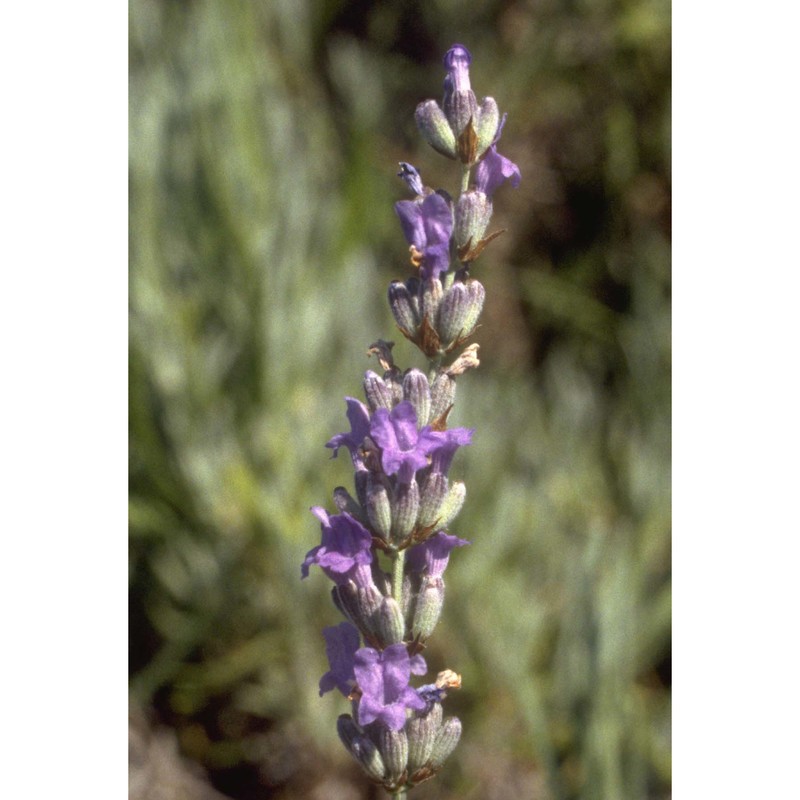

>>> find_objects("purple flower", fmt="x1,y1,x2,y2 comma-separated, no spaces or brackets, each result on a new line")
369,401,444,483
301,507,374,586
429,426,474,476
475,145,521,197
443,44,472,94
394,193,453,281
326,397,371,467
406,532,470,578
354,643,428,730
319,622,360,697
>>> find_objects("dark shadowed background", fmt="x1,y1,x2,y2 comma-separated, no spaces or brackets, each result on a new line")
129,1,670,798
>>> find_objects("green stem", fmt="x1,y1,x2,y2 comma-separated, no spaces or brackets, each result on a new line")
460,163,471,193
391,546,405,606
391,789,408,800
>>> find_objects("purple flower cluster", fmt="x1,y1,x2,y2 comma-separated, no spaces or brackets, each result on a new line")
302,44,519,796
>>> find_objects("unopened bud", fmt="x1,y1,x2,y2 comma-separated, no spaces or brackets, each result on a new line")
429,716,462,768
417,471,448,529
332,486,366,521
369,725,409,785
388,280,420,337
454,190,492,253
474,96,501,158
420,277,444,328
415,100,457,160
364,370,394,412
371,596,405,646
406,702,443,774
366,473,392,541
437,481,466,529
338,715,386,782
436,279,485,348
402,369,431,427
412,575,445,641
391,478,420,544
430,372,456,423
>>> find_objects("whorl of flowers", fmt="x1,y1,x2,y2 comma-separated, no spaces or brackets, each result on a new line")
302,44,520,797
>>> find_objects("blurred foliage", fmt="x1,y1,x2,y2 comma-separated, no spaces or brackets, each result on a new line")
129,0,670,798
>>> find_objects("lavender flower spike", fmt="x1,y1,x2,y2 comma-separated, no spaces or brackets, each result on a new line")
303,42,519,795
354,643,427,731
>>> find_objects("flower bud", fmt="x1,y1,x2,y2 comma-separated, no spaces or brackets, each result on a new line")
436,279,485,348
420,277,444,327
364,370,395,412
437,480,466,529
443,89,478,143
475,96,501,157
332,582,383,640
454,190,492,253
366,473,392,541
402,369,431,427
337,715,386,782
417,471,448,529
391,478,420,544
353,468,369,509
374,596,406,645
332,486,364,519
406,702,443,774
388,280,420,337
429,716,462,769
415,100,457,160
460,279,486,338
412,575,445,641
429,373,456,423
369,724,409,786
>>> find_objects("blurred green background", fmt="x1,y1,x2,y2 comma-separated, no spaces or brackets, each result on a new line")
129,1,670,798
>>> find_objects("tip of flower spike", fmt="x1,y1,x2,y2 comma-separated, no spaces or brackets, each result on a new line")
443,44,471,68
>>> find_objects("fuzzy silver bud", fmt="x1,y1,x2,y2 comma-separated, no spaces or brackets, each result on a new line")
412,575,445,641
388,280,420,337
415,100,457,159
474,96,500,157
369,724,409,785
366,473,392,541
454,189,492,253
417,471,448,529
436,279,484,348
337,715,386,782
364,370,395,412
374,596,406,645
406,702,443,774
391,478,420,544
430,372,457,422
420,277,444,328
429,716,462,769
402,369,431,427
437,480,466,529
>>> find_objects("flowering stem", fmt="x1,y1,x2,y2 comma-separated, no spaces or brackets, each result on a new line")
391,547,405,606
460,164,471,193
